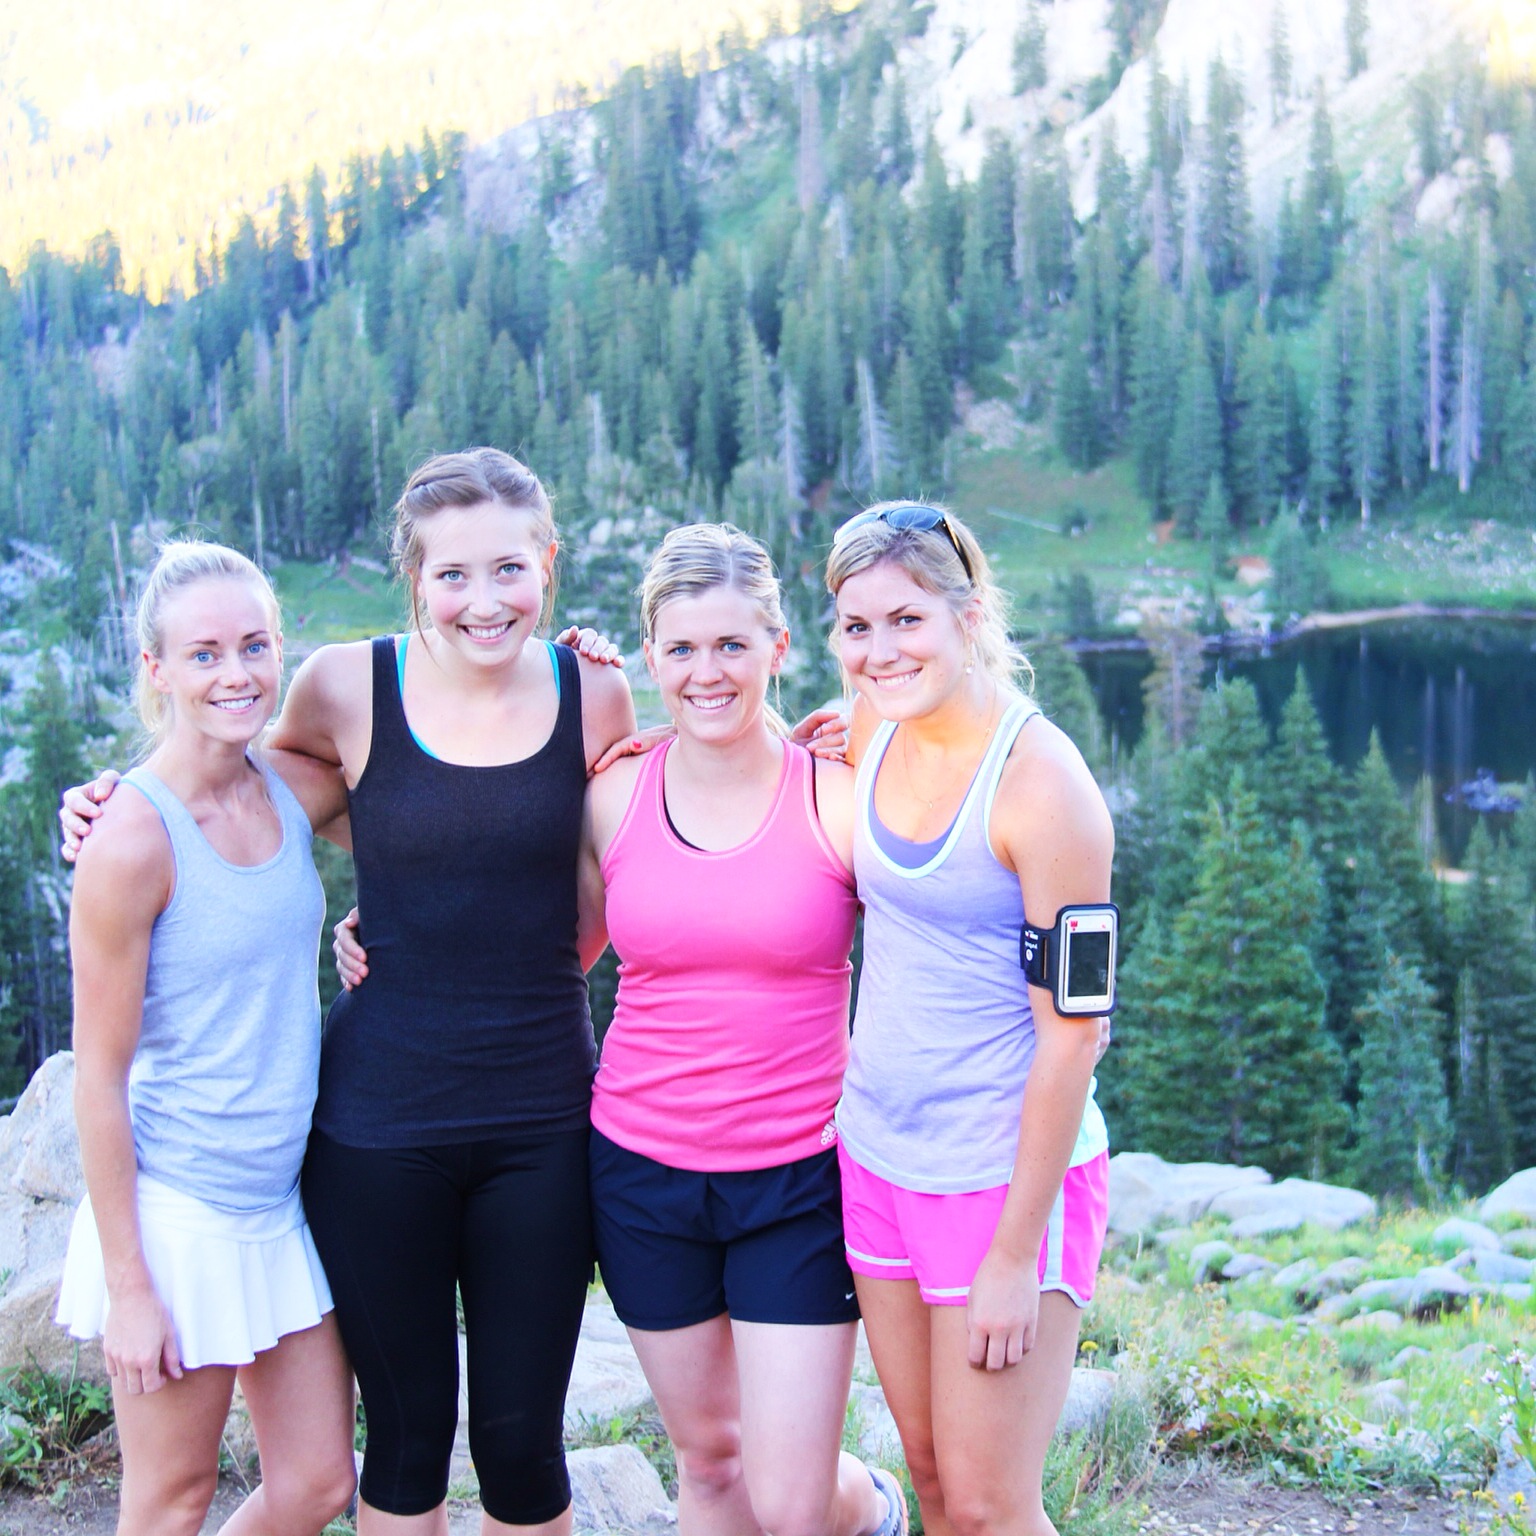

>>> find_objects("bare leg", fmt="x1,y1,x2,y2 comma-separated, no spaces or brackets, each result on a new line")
627,1316,760,1536
852,1277,947,1536
220,1315,357,1535
113,1363,235,1536
730,1319,885,1536
929,1294,1082,1536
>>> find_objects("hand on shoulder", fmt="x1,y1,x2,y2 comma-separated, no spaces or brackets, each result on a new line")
72,785,174,918
577,651,638,773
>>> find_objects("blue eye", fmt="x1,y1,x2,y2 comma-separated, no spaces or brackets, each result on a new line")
245,642,267,657
499,562,525,576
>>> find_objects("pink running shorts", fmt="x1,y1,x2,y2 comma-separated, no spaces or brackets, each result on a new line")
838,1144,1110,1307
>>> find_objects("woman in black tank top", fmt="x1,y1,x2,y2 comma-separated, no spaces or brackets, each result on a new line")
271,450,637,1535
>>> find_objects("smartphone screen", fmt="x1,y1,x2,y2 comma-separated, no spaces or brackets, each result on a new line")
1065,930,1112,1001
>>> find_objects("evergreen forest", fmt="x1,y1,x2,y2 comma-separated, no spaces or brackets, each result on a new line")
0,0,1533,1197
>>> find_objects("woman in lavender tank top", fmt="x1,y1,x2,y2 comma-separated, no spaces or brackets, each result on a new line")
60,542,357,1536
826,504,1115,1536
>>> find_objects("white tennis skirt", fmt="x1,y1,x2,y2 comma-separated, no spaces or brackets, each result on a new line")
55,1174,334,1370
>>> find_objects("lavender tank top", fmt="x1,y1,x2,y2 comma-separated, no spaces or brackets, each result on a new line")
837,699,1108,1193
122,761,325,1212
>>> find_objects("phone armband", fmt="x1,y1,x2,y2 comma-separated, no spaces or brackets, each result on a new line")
1020,903,1119,1017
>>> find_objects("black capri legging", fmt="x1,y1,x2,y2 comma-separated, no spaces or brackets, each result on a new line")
302,1127,593,1523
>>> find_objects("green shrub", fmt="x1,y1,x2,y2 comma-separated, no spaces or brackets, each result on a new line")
0,1359,113,1489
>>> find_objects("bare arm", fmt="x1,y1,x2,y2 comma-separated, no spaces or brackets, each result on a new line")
576,788,609,973
577,654,639,775
68,792,183,1395
968,719,1113,1371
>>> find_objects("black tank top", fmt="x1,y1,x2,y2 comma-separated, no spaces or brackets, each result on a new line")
314,636,596,1147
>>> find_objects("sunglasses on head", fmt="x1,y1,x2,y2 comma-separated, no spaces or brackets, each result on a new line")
833,505,975,585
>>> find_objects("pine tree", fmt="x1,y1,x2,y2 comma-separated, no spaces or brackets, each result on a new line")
1307,293,1346,518
1453,826,1536,1181
1351,951,1451,1197
1348,248,1392,523
1230,312,1285,522
1055,304,1102,470
1299,88,1345,293
1167,325,1222,527
1267,4,1293,122
1198,56,1251,293
1117,773,1346,1174
1012,0,1048,94
1345,0,1369,79
1128,260,1179,511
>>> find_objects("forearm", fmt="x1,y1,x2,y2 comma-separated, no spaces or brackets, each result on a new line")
988,1024,1101,1264
73,1067,154,1299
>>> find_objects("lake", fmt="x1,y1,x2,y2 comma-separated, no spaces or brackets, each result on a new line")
1077,619,1536,865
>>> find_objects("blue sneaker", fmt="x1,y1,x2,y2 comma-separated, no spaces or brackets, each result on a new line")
868,1466,910,1536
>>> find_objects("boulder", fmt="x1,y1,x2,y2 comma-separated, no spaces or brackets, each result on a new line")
1489,1427,1536,1516
1481,1168,1536,1224
565,1298,657,1435
1502,1283,1533,1304
1057,1367,1117,1435
1388,1346,1430,1371
1227,1209,1304,1240
1432,1217,1501,1253
0,1268,106,1382
1363,1379,1409,1420
1502,1228,1536,1258
3,1052,84,1204
568,1445,674,1536
1297,1257,1367,1306
1208,1178,1376,1232
1347,1277,1416,1315
0,1053,97,1381
1188,1240,1234,1284
1409,1265,1474,1318
1105,1153,1270,1234
1340,1310,1403,1333
1220,1254,1277,1283
1270,1257,1319,1292
1230,1310,1284,1332
1474,1250,1534,1286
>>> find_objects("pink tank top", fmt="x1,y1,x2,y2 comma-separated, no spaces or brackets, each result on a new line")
592,739,858,1171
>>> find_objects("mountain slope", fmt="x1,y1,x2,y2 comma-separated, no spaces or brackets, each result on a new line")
0,0,794,295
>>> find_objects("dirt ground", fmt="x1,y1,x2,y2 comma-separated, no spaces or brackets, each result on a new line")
0,1471,1497,1536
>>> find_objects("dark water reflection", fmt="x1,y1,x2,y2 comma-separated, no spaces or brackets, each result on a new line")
1078,620,1536,865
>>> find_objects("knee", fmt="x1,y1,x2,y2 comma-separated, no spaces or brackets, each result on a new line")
123,1465,220,1536
262,1449,358,1525
943,1486,1039,1536
900,1443,943,1515
747,1480,833,1536
673,1425,744,1501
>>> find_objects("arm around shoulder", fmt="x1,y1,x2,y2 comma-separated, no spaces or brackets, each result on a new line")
577,654,638,774
268,641,372,772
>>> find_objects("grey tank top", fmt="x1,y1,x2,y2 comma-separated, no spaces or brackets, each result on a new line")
123,761,326,1212
837,699,1108,1193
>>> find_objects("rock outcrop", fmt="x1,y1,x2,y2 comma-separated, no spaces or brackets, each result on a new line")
0,1052,102,1382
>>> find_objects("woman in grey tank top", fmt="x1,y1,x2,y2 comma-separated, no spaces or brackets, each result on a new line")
57,543,358,1536
825,505,1114,1536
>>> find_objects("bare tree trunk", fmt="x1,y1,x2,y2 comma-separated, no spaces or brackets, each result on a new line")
1425,272,1444,473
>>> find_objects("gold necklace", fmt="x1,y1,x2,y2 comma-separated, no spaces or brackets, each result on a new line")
898,690,1001,814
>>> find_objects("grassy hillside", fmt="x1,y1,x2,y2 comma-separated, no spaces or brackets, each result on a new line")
0,0,821,296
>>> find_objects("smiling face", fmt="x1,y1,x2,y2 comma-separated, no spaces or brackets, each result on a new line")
835,558,979,721
644,584,789,745
411,501,556,665
146,576,282,747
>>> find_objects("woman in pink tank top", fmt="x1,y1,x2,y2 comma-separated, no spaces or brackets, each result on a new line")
577,523,906,1536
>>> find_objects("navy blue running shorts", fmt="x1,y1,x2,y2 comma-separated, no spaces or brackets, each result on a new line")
589,1128,860,1331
